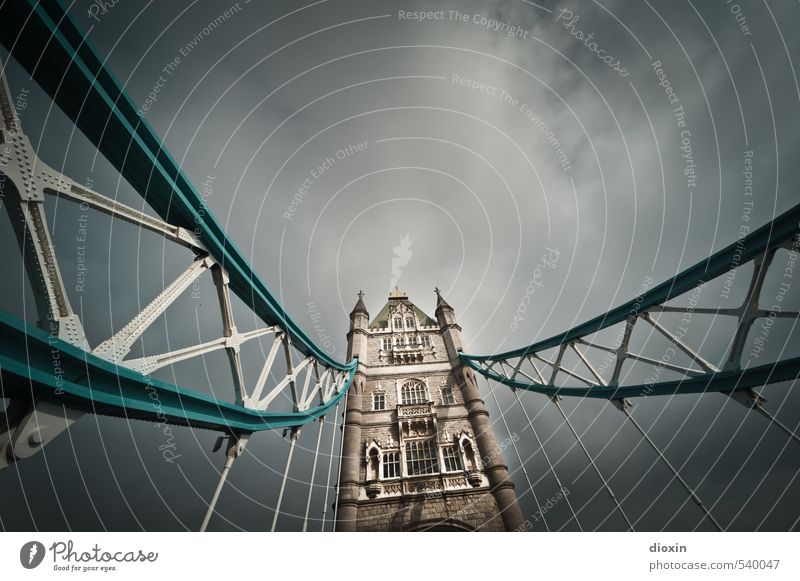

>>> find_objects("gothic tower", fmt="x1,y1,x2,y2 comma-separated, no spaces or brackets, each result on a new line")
335,289,524,531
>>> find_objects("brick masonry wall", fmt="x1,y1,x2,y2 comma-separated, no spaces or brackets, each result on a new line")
356,489,505,531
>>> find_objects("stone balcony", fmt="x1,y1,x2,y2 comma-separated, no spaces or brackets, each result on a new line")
397,402,435,418
388,345,426,364
360,472,479,500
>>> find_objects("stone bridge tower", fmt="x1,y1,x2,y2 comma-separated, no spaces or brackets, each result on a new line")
335,289,523,531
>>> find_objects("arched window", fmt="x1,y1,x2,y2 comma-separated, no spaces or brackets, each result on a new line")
400,380,428,405
441,386,456,405
405,316,414,330
393,317,402,329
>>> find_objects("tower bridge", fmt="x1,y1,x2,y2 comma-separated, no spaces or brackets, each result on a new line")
0,0,798,532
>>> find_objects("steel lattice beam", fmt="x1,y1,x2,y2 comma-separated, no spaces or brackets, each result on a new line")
462,355,800,399
461,200,800,398
0,309,354,432
0,2,357,472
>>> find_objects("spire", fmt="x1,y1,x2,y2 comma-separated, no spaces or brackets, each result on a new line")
350,290,369,317
434,286,452,312
435,286,460,337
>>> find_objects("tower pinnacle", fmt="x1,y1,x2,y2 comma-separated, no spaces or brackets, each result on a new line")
434,286,452,311
350,290,369,317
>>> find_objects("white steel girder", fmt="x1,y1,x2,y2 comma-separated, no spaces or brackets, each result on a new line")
0,58,347,476
92,256,214,362
122,327,277,375
0,62,87,465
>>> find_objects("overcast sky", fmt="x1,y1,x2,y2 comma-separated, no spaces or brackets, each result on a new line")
1,0,799,531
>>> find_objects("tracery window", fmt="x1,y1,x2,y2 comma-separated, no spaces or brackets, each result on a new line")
400,380,428,405
405,439,438,475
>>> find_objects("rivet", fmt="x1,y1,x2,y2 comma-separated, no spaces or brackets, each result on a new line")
28,430,44,447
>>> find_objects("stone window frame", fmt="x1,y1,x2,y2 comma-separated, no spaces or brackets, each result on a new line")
381,450,401,479
365,440,403,481
440,444,463,473
372,391,386,411
373,436,468,480
397,377,429,405
404,438,439,476
389,304,418,332
440,385,456,405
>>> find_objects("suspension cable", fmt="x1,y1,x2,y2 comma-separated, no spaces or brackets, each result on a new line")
619,402,724,531
752,404,800,446
514,390,583,531
271,427,299,532
199,452,235,532
302,418,325,531
332,406,347,527
199,433,247,532
552,396,635,531
320,403,340,531
484,377,548,531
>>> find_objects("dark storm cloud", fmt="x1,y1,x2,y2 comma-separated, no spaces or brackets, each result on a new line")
0,0,798,530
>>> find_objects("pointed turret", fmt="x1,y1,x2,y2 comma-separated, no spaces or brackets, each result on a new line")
347,291,369,361
434,286,453,317
350,290,369,317
339,291,368,531
434,287,462,357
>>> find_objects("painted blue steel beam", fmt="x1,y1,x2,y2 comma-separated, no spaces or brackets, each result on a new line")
462,202,800,364
0,310,353,432
462,355,800,399
0,0,351,372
